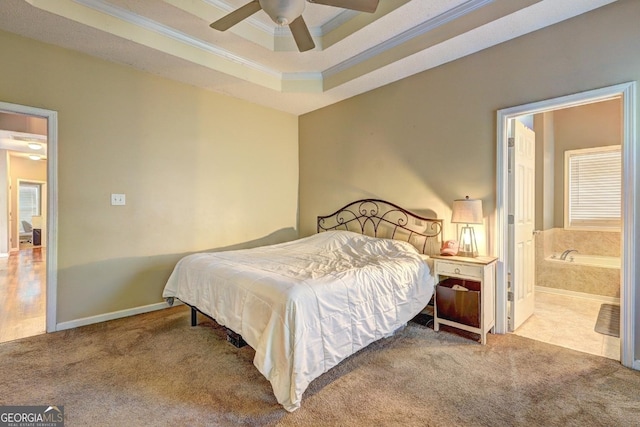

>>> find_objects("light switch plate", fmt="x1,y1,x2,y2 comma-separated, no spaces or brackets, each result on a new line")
111,193,126,206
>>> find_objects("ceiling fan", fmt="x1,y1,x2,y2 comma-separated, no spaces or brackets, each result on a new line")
210,0,380,52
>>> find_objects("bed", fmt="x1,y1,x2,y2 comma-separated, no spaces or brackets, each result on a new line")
163,199,443,411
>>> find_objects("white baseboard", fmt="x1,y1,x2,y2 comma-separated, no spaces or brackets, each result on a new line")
536,286,620,304
55,300,183,331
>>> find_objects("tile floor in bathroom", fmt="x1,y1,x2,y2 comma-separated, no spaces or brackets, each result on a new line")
512,290,620,360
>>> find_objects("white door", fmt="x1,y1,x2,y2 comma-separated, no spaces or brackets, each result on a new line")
509,120,536,331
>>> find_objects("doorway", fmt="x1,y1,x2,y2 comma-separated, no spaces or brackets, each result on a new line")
0,101,58,340
495,82,637,369
509,101,622,360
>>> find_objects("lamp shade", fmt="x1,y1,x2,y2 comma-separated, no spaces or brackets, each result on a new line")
451,196,483,224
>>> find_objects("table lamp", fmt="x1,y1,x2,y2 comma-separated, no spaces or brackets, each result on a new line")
451,196,483,257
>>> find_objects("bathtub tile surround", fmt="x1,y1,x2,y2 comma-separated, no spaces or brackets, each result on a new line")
546,228,620,257
536,229,621,298
537,260,620,297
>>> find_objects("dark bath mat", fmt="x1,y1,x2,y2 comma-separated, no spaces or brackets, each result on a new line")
594,303,620,337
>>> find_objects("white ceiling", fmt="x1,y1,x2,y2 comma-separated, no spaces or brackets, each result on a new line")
0,0,617,115
0,130,48,160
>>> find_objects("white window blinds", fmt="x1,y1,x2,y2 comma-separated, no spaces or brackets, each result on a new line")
19,182,41,232
565,146,621,229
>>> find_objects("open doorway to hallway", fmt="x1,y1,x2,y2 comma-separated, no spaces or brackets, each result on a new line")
0,111,48,342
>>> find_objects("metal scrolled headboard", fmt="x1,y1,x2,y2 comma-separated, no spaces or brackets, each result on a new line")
317,199,443,255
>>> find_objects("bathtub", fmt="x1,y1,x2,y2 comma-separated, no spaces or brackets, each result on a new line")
546,253,620,269
540,253,621,297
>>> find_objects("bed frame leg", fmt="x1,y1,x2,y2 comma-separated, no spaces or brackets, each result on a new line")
187,304,248,348
190,307,197,326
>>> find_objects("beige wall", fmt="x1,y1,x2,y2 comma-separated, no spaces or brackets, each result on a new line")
0,113,47,135
0,30,299,323
299,1,640,358
8,155,47,247
552,99,622,228
533,99,622,230
533,112,555,231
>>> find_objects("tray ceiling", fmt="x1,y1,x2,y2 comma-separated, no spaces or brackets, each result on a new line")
0,0,617,115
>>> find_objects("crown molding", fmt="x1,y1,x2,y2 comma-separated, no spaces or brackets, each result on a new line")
323,0,492,79
73,0,281,76
63,0,496,93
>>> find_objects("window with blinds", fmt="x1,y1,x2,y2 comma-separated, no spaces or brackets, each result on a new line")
19,182,41,232
564,146,621,230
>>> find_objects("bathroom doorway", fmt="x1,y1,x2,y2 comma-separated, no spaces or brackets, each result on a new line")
495,82,636,369
510,99,622,359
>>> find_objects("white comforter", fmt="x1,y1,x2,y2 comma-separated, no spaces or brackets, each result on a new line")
162,230,434,411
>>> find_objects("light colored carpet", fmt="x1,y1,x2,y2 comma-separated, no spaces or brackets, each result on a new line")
1,305,639,426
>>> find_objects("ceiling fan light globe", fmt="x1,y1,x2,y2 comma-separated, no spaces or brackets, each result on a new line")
259,0,305,26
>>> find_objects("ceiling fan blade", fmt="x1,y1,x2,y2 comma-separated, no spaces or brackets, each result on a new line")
210,0,262,31
307,0,379,13
289,16,315,52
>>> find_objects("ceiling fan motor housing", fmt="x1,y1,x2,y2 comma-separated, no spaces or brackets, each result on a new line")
259,0,306,26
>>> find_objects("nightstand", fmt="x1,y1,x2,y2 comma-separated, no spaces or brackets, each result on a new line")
431,255,497,344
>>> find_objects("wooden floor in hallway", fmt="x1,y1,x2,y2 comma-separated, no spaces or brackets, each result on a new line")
0,247,46,343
